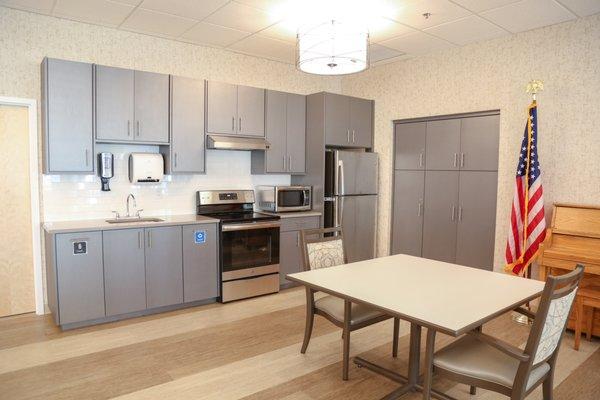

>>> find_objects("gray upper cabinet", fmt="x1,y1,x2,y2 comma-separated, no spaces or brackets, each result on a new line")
96,65,168,143
95,65,135,141
324,93,373,148
55,231,105,325
145,226,183,308
349,97,373,148
103,228,146,316
425,119,461,170
263,90,287,173
459,115,500,171
394,122,426,170
42,58,94,174
392,171,425,257
133,70,169,143
422,171,459,263
206,81,265,137
455,172,498,270
183,224,218,302
287,93,306,174
168,76,205,173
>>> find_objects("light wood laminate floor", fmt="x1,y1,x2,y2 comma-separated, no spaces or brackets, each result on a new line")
0,287,598,400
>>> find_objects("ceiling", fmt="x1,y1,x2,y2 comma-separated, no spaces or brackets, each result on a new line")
1,0,598,67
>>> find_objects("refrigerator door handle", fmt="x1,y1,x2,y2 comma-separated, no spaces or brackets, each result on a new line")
338,159,345,196
338,196,344,227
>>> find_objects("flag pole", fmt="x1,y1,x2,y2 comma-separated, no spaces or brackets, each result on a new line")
512,80,544,326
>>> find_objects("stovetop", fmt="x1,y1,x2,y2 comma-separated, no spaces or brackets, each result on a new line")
201,211,279,224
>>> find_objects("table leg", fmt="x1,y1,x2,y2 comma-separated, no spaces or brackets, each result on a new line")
408,323,422,385
421,328,437,400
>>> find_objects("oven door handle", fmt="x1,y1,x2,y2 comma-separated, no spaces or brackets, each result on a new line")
222,221,281,231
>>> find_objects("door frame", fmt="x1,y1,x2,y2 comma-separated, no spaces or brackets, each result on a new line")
0,96,43,315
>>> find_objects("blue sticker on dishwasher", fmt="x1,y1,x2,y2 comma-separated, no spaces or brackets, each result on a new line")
194,230,206,244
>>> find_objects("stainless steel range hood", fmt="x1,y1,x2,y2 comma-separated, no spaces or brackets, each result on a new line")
206,134,271,151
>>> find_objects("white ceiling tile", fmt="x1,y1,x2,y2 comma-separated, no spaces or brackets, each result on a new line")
53,0,135,27
369,43,404,63
450,0,520,13
229,34,295,63
181,22,250,47
481,0,577,33
112,0,142,5
368,17,416,42
0,0,55,13
380,31,456,55
555,0,600,16
234,0,286,12
121,8,198,37
259,20,297,43
389,0,472,29
205,2,276,32
372,53,414,66
425,15,509,45
139,0,229,20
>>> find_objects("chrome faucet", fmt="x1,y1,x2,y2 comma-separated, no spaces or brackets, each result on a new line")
126,193,136,217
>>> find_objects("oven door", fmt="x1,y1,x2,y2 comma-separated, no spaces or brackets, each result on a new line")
221,221,280,281
276,187,311,212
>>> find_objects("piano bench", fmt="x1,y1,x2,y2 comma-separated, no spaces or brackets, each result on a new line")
574,288,600,350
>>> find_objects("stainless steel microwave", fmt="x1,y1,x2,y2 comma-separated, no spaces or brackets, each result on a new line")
256,186,312,212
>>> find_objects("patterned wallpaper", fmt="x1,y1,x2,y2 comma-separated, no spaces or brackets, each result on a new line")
0,7,341,222
341,14,600,270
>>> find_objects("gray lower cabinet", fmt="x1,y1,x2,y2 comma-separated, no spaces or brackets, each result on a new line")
422,171,460,263
324,93,373,148
391,171,424,256
279,216,320,286
55,232,105,325
145,226,183,308
455,172,498,270
166,76,205,173
183,224,219,302
103,229,146,316
425,119,461,170
394,122,425,170
42,58,94,173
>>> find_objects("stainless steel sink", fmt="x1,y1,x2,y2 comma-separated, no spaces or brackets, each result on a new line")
106,217,164,224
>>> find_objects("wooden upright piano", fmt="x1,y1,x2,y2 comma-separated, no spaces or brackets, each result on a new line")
538,203,600,341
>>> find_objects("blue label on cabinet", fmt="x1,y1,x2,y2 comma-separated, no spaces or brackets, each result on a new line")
194,230,206,244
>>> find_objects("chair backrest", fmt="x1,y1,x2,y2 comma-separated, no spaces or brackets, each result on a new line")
300,227,347,271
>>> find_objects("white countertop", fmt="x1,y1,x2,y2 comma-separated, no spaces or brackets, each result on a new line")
43,214,219,234
260,211,321,219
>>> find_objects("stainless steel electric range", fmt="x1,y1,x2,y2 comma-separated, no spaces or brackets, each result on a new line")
196,190,280,302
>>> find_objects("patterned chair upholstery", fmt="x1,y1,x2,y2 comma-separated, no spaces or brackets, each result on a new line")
306,239,345,269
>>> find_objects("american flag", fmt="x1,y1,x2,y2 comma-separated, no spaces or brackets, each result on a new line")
505,102,546,276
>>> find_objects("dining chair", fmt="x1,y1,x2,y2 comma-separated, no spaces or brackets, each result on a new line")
299,226,400,381
422,264,584,400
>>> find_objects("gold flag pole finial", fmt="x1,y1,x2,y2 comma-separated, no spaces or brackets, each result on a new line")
526,80,544,102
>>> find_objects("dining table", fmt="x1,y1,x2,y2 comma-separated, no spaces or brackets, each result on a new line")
287,254,545,400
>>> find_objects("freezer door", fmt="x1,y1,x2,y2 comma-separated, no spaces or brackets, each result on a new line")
339,195,377,262
335,150,378,196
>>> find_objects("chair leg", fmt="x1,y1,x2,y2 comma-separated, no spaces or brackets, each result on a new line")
422,328,436,400
470,386,476,395
392,317,400,358
542,373,554,400
586,307,594,341
575,297,583,351
342,300,351,381
301,290,315,354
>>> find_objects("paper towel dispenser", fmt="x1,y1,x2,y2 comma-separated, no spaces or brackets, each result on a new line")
128,153,164,183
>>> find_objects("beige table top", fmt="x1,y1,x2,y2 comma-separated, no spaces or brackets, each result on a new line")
287,254,545,336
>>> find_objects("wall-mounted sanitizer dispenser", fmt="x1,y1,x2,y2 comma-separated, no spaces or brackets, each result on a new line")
98,152,114,191
128,153,164,183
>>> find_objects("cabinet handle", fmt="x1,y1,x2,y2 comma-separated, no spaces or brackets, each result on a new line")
453,153,458,168
239,117,242,132
296,232,300,247
127,120,131,136
138,231,142,249
136,121,140,137
419,153,424,168
85,149,89,166
460,153,465,168
283,155,286,170
347,129,350,142
147,230,152,248
352,130,355,143
451,205,456,221
418,201,422,217
458,206,463,222
232,117,235,132
288,155,292,172
174,152,178,168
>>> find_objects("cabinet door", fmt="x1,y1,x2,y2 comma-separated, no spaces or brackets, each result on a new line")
264,90,287,173
324,93,350,146
55,231,105,324
182,224,219,302
95,65,134,141
171,76,205,173
145,226,183,308
456,172,498,270
280,231,302,286
422,171,459,263
237,85,265,136
349,97,373,148
394,122,426,170
103,229,146,316
286,93,306,174
425,119,461,170
206,81,237,134
460,115,499,171
134,70,169,143
43,58,94,173
392,171,424,256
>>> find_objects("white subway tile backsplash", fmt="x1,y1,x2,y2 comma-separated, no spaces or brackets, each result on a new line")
42,147,290,222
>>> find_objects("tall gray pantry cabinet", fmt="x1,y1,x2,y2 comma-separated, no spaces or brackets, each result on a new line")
391,112,500,270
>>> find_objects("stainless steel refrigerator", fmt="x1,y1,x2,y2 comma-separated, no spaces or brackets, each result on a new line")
324,150,378,263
